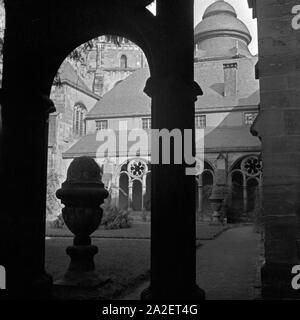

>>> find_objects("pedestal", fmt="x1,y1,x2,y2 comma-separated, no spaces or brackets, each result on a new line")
55,245,109,288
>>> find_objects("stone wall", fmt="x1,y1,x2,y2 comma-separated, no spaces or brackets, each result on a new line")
249,0,300,298
77,37,147,96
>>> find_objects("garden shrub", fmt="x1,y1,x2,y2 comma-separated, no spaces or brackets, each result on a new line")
101,203,133,230
48,214,65,229
46,170,62,220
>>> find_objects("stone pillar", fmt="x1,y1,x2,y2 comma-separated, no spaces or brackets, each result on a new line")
142,174,147,211
243,176,248,214
113,175,120,208
128,182,133,210
209,154,226,223
198,175,203,215
258,175,263,209
0,91,54,298
249,0,300,299
141,0,205,300
227,172,233,208
0,1,57,298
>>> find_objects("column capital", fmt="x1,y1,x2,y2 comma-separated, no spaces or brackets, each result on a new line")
0,89,56,117
144,75,203,102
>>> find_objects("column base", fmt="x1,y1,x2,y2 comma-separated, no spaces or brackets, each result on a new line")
55,245,110,288
55,271,110,289
261,262,300,299
141,284,205,300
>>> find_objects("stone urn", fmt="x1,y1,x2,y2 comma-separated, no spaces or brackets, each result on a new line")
56,156,109,287
209,185,225,224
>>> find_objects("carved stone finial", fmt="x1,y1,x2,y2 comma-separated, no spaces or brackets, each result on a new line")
56,156,109,288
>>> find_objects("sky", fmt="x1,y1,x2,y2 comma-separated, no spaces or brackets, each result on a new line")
148,0,258,55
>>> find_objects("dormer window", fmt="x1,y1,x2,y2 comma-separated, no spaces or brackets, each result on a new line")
120,55,128,69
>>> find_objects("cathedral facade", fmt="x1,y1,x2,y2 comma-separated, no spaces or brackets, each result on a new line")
49,1,261,221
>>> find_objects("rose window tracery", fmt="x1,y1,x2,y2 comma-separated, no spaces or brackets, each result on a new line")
127,160,147,179
241,156,262,177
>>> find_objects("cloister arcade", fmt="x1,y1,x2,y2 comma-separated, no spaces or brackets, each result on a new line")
0,0,299,300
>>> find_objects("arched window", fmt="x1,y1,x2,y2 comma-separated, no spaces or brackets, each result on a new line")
73,103,87,137
120,55,128,69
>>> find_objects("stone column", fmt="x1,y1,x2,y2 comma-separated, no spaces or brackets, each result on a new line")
258,175,263,209
128,181,133,210
113,175,120,208
141,0,205,300
142,175,147,211
198,175,203,213
0,92,54,298
227,172,233,208
243,176,248,214
0,1,57,298
249,0,300,298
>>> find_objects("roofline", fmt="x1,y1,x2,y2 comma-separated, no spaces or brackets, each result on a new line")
196,104,259,113
85,104,259,120
86,113,152,120
194,54,256,63
102,67,139,72
194,30,252,45
62,146,261,159
61,80,101,100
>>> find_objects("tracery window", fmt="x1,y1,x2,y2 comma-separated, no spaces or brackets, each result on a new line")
73,103,87,137
127,159,148,179
241,156,262,178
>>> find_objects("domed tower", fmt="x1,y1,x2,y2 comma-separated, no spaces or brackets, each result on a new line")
194,0,252,60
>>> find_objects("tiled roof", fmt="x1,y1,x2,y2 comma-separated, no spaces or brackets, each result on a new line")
87,68,151,118
204,126,260,151
59,61,99,98
63,126,260,158
87,56,259,118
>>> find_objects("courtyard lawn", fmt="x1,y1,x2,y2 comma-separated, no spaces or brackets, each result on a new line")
46,222,228,240
45,222,229,299
46,238,150,300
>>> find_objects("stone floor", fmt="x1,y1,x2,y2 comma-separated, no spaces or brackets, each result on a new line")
196,226,262,300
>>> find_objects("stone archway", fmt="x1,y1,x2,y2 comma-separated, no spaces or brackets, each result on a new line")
6,0,297,300
229,154,262,222
0,0,160,298
196,161,215,220
119,172,129,210
117,158,150,212
132,179,143,211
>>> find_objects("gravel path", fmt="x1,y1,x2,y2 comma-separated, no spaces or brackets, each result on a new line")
196,226,261,300
123,226,261,300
